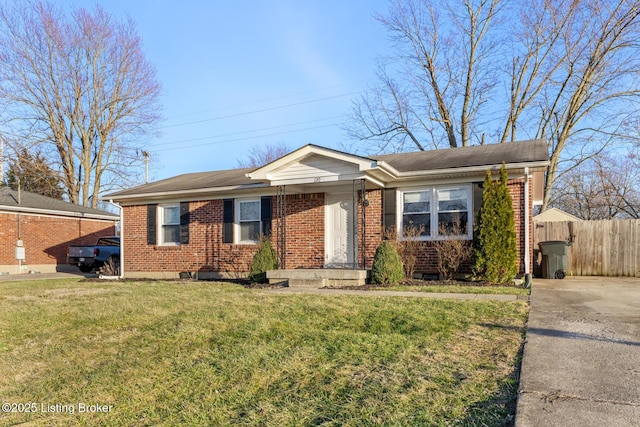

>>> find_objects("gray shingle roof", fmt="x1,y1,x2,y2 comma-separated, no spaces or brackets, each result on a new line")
371,139,548,171
0,187,119,219
105,167,258,198
106,140,548,199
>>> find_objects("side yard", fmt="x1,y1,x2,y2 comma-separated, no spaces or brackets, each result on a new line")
0,279,528,426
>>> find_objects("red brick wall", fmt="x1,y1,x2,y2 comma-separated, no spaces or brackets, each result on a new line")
123,195,326,275
123,180,533,277
0,212,115,267
357,188,383,269
277,193,325,269
123,201,258,275
508,178,529,275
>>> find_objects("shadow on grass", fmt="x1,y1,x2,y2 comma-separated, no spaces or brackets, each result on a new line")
527,327,640,347
456,331,526,427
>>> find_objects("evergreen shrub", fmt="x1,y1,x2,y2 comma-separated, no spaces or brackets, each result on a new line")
371,241,404,284
249,238,278,283
472,163,518,283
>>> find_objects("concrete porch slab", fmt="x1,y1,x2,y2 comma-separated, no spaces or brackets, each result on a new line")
267,269,369,288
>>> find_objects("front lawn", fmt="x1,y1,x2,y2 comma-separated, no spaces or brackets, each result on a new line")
366,281,530,295
0,279,528,426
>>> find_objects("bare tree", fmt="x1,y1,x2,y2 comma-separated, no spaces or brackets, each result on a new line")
551,153,640,219
0,1,162,207
346,0,504,151
236,143,291,168
348,0,640,211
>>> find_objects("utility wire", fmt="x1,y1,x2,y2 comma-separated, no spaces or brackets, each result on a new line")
153,115,343,147
155,122,344,152
160,91,360,129
169,82,366,119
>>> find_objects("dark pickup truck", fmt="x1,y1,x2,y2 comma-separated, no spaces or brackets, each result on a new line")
67,236,120,273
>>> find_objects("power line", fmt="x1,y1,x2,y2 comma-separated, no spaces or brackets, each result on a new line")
160,91,361,129
168,82,367,119
153,116,344,147
154,122,344,152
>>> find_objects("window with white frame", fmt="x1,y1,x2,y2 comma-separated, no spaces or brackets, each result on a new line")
399,186,471,239
436,188,469,236
237,199,261,243
402,191,431,236
159,204,180,244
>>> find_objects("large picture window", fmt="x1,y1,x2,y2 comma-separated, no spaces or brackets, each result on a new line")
399,186,471,240
160,204,180,244
237,199,261,243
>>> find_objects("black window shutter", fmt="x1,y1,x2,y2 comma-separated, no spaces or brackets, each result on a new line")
222,199,234,243
383,188,397,233
180,202,190,244
147,204,157,245
261,196,272,236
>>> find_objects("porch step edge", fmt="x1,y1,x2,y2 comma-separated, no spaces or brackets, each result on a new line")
267,269,369,281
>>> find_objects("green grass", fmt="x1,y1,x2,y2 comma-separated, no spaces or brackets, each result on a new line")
0,279,528,426
368,283,530,295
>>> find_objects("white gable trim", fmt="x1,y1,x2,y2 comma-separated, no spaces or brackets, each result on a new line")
246,144,401,187
247,145,379,180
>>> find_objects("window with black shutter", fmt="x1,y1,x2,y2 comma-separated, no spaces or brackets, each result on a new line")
180,202,190,244
261,196,272,237
147,204,157,245
222,199,234,243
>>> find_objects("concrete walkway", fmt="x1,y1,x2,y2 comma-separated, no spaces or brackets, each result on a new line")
516,277,640,427
270,286,526,301
0,271,95,282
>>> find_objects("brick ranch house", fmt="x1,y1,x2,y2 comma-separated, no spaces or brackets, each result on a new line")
105,140,549,281
0,187,119,274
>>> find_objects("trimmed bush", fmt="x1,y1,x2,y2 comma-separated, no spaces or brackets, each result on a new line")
249,238,278,283
473,163,518,283
371,241,404,284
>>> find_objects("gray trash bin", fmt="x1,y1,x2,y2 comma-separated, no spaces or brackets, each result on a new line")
538,240,569,279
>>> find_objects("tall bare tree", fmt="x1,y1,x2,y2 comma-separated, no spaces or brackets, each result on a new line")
347,0,504,151
347,0,640,211
551,153,640,219
0,1,162,207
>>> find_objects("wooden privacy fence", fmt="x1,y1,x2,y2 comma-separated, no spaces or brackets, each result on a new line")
534,219,640,277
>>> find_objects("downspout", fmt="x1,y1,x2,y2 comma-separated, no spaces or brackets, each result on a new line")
108,200,124,279
524,168,532,287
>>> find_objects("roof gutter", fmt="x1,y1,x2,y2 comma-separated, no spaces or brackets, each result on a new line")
0,205,119,221
103,183,268,202
389,160,550,179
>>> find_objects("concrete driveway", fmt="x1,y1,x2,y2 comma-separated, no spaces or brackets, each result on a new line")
516,277,640,426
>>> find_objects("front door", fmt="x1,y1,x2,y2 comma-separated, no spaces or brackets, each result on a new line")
325,192,354,268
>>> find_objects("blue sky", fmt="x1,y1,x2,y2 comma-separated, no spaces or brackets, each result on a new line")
56,0,391,182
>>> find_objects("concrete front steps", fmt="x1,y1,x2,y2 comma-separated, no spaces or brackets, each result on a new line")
267,269,369,288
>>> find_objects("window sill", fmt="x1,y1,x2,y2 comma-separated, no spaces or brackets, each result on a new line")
155,243,181,249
